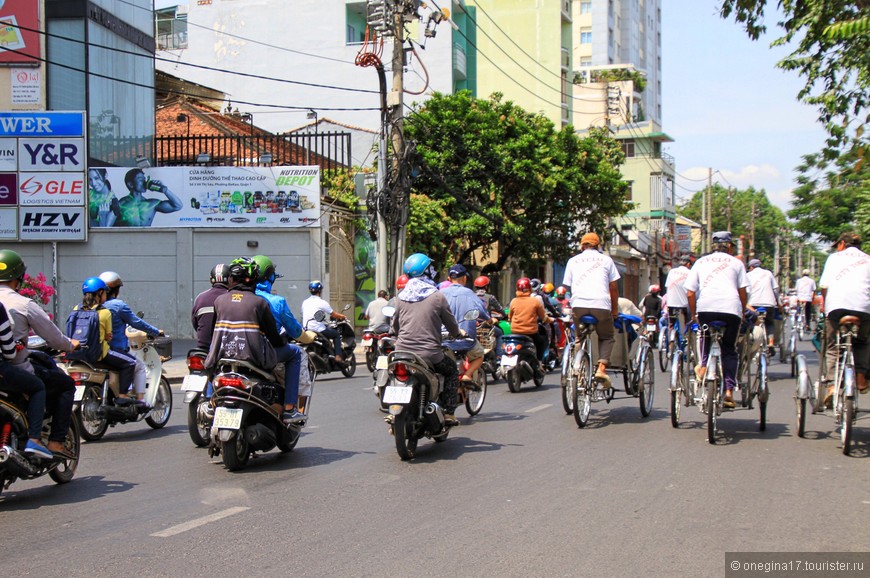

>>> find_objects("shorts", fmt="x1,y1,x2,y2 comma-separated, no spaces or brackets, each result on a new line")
465,341,485,361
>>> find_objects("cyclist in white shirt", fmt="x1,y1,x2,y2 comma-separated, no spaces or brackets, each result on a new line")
561,232,620,388
685,231,750,408
664,254,692,333
747,257,781,355
819,232,870,397
795,269,816,328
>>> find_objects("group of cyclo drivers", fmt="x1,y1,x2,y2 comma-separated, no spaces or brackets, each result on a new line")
0,227,866,458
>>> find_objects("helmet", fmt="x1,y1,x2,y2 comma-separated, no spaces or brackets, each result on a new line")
679,254,692,265
98,271,123,289
210,263,230,285
403,253,433,278
308,280,323,294
516,277,532,293
395,274,409,291
802,269,810,276
228,257,260,284
252,255,281,283
0,249,26,282
473,275,490,289
649,284,660,294
530,278,541,292
82,277,107,294
543,282,555,295
748,258,762,269
556,286,567,298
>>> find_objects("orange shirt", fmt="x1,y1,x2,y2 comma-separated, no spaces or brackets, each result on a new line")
509,293,546,334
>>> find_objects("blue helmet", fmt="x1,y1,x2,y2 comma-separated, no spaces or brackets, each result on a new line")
309,280,323,294
403,253,433,278
82,277,107,294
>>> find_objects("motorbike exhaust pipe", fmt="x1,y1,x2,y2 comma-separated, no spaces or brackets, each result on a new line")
0,445,11,463
423,402,445,430
0,445,38,475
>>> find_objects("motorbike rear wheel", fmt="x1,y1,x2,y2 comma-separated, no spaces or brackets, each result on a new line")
146,377,173,429
222,431,250,471
464,368,487,416
393,411,418,460
506,368,521,393
365,349,377,373
187,393,210,447
79,384,109,441
340,353,357,378
48,413,81,484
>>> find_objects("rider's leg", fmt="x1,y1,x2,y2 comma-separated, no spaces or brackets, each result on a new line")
432,355,459,420
463,342,484,381
275,343,303,412
29,351,75,452
718,314,742,405
592,309,615,383
321,327,343,361
0,361,47,447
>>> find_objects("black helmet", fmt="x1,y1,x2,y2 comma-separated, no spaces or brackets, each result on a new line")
530,278,542,293
228,257,260,286
0,249,26,282
210,263,230,285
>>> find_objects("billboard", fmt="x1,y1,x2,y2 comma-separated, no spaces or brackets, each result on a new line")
0,1,41,65
89,166,321,228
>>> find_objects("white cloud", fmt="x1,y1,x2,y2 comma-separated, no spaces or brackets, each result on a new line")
676,164,795,212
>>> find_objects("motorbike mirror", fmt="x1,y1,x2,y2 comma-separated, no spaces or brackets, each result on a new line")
463,309,479,321
342,303,352,312
382,305,396,318
313,310,327,322
137,311,145,318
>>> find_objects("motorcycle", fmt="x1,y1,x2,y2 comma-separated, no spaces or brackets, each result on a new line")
478,324,500,382
362,323,390,373
500,331,545,393
373,332,396,412
65,327,173,441
181,347,211,447
0,338,82,496
304,304,357,378
208,357,310,471
381,307,479,460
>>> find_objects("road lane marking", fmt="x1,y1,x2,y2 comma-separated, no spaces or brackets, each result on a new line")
150,506,250,537
526,404,552,413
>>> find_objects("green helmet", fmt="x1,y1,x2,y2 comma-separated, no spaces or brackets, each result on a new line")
0,249,26,282
228,257,260,286
251,254,280,283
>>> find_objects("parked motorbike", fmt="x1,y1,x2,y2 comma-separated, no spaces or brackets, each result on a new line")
208,358,308,471
381,307,478,460
65,327,173,441
304,304,357,378
0,338,82,496
362,323,390,373
500,331,546,393
181,347,211,447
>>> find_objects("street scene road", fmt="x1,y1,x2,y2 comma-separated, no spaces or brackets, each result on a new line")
2,338,867,577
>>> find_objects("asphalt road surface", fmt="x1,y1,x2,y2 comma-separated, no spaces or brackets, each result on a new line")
2,338,867,577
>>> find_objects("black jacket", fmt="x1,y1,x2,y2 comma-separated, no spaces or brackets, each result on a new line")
205,284,283,371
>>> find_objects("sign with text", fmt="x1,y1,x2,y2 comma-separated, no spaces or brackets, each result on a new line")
0,172,17,204
0,137,15,170
10,67,39,103
0,2,40,65
18,172,85,205
18,138,85,172
0,207,17,238
18,206,86,241
90,166,321,228
0,112,85,137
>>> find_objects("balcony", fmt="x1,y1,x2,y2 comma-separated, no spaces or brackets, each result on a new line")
561,48,570,71
561,0,572,22
453,43,467,80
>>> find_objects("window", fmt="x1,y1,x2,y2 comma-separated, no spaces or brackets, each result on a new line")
155,9,187,50
580,1,592,14
346,2,366,45
561,71,568,105
580,57,592,67
580,30,592,44
625,180,633,201
622,141,635,157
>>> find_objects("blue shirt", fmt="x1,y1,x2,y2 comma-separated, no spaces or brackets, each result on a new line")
255,279,302,339
441,282,490,339
103,298,160,350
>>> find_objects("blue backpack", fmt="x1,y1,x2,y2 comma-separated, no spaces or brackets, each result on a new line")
65,307,102,364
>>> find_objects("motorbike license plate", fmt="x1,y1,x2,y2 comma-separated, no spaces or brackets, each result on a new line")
182,374,208,392
501,355,518,367
646,323,657,332
73,385,85,402
213,407,243,430
361,338,373,347
383,385,413,404
375,355,389,370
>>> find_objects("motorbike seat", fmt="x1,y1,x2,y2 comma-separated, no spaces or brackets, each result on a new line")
215,358,276,381
390,350,434,370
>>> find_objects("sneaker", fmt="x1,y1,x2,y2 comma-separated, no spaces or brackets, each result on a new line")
594,370,612,389
24,439,53,460
444,413,459,426
694,364,707,381
282,409,306,424
824,385,835,409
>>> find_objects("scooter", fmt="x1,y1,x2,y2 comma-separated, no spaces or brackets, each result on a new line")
500,332,545,393
362,323,391,373
181,347,211,447
65,328,173,441
304,304,357,378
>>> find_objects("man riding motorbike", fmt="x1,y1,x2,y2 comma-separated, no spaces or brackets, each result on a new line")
442,264,490,383
0,249,79,456
474,275,504,355
386,275,408,309
302,280,348,363
192,263,230,350
206,257,305,424
508,277,553,373
391,253,465,425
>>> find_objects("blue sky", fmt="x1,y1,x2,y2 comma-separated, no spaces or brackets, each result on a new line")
661,2,827,213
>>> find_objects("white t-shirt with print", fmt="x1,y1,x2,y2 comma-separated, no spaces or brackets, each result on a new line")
664,265,691,308
684,252,749,317
301,295,334,332
562,249,621,311
819,246,870,314
795,275,816,301
747,267,779,307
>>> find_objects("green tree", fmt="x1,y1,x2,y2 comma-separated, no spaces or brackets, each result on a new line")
403,91,630,273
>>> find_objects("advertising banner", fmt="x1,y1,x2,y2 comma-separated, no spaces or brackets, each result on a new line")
0,137,15,170
89,166,321,228
0,1,40,65
0,112,85,137
19,206,86,241
675,224,692,254
0,171,16,204
0,206,16,238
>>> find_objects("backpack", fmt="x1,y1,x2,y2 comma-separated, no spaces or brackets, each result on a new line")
65,307,102,364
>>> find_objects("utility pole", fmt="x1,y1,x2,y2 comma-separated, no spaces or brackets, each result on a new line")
749,200,756,258
390,4,407,285
726,187,733,232
706,167,713,252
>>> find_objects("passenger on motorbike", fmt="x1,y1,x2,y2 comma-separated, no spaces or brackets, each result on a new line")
0,301,53,458
555,286,570,313
0,249,79,456
391,253,464,424
561,232,621,388
442,264,491,383
508,277,553,372
74,277,140,403
302,280,348,363
99,271,164,404
641,285,663,323
365,290,390,333
192,263,230,349
474,275,505,355
252,255,312,413
386,275,408,309
206,258,305,424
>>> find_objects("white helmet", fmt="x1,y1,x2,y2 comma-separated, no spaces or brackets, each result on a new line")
98,271,123,289
802,269,810,276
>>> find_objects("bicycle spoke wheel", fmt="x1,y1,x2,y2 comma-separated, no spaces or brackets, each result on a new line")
670,353,683,428
573,355,592,428
796,397,806,438
464,369,487,416
841,396,854,456
639,348,654,417
706,372,718,445
561,344,574,414
658,339,669,372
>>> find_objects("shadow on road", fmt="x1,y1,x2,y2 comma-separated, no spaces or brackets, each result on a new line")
0,475,136,509
464,411,528,424
217,445,361,474
82,424,188,444
401,435,514,463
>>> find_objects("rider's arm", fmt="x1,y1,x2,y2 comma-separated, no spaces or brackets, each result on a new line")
27,302,75,352
687,290,697,320
609,281,619,318
276,299,303,339
738,287,748,312
259,303,285,347
118,301,160,336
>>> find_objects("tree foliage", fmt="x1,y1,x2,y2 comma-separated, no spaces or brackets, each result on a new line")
403,91,630,273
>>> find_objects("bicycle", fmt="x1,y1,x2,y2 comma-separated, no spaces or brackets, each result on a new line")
742,307,771,430
831,315,861,455
560,319,576,414
699,321,728,444
568,314,599,427
668,315,699,428
632,323,655,418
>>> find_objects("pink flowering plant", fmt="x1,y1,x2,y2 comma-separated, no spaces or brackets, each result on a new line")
18,272,56,306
